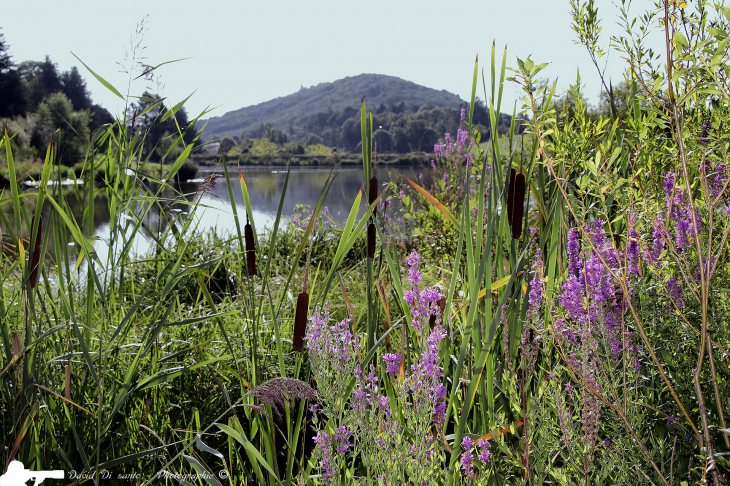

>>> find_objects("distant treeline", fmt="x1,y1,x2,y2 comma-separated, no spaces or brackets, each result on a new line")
194,150,432,167
0,32,115,166
213,100,525,157
0,30,203,168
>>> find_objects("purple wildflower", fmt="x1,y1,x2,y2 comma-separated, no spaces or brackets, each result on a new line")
305,304,361,410
529,249,544,307
646,221,665,264
567,227,581,277
460,437,475,477
712,163,727,198
313,431,335,479
434,143,444,160
383,353,401,376
477,439,491,463
333,426,352,454
666,278,684,308
403,251,442,328
700,120,713,145
664,172,675,199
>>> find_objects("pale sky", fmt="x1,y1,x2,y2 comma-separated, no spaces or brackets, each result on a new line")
3,0,663,122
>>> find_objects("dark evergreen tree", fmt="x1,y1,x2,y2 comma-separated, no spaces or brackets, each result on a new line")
0,31,27,117
89,104,114,132
129,92,198,162
0,31,12,72
18,56,62,111
60,66,91,110
340,118,361,152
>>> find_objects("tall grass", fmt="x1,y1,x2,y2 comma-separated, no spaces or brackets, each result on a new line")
2,1,730,484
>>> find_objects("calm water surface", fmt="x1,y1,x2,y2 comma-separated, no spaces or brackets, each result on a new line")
89,165,427,258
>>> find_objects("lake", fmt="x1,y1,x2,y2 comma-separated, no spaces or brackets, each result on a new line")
3,165,429,262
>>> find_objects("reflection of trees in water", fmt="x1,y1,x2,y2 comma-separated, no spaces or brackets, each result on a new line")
0,181,200,263
0,186,110,262
123,181,200,244
203,168,402,218
0,168,426,264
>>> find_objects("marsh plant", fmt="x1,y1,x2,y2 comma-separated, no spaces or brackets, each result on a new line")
305,251,451,485
2,1,730,485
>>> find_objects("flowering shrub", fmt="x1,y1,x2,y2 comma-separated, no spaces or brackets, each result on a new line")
306,251,451,484
459,436,491,485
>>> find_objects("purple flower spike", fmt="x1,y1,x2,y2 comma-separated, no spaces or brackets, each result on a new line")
529,249,544,307
383,353,401,376
477,439,491,463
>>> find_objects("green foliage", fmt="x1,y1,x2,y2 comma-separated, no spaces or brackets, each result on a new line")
231,98,514,155
36,92,90,166
250,138,278,156
281,141,305,154
219,136,236,154
128,91,199,163
0,35,113,161
305,143,334,156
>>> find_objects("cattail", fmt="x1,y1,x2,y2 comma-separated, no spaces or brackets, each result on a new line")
511,172,526,239
11,331,21,374
292,292,309,352
28,215,42,288
382,318,392,353
11,331,20,357
245,221,256,276
367,223,376,259
506,168,516,226
429,296,447,329
293,244,313,352
369,176,378,219
64,364,71,400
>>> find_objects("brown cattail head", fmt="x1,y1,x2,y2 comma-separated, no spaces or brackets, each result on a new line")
245,223,256,276
382,318,392,353
11,331,20,357
292,291,310,352
429,296,447,329
506,168,516,226
369,176,378,219
28,215,43,288
367,223,376,259
511,172,526,239
64,364,71,400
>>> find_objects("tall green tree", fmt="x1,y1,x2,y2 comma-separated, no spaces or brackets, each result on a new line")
18,56,62,111
129,91,198,162
35,91,90,166
0,30,11,72
0,31,26,117
59,66,91,110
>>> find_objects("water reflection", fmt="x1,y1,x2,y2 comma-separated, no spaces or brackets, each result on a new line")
1,165,427,262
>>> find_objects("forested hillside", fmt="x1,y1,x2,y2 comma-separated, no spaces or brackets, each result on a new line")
220,100,520,156
201,74,464,139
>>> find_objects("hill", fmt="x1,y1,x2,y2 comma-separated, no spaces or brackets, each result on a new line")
200,74,464,141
